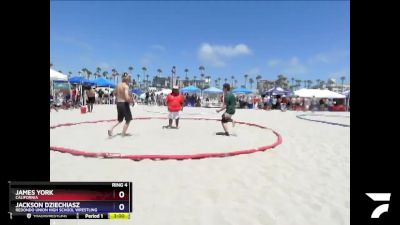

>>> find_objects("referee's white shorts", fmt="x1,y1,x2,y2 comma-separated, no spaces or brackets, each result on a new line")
168,111,180,120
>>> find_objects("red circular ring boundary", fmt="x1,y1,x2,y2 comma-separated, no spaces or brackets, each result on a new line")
50,117,283,161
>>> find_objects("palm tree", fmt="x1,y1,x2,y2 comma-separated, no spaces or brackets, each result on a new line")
96,67,101,78
231,76,235,87
234,79,238,88
214,79,218,87
340,76,346,92
116,72,121,83
141,67,147,81
176,76,180,86
200,73,205,88
291,77,295,86
111,72,116,82
224,78,228,84
81,68,88,78
320,81,326,89
145,74,150,87
85,70,92,79
157,68,162,76
244,74,249,88
50,63,53,68
78,70,82,76
193,75,197,86
102,71,108,78
136,74,141,87
206,76,211,86
58,70,63,74
185,76,190,87
295,80,301,89
184,68,189,79
249,78,254,89
307,80,312,88
68,71,72,79
128,66,134,75
141,67,147,87
111,69,116,81
198,65,205,77
255,75,262,90
316,79,321,88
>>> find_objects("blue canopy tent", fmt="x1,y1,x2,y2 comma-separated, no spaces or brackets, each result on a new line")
69,76,96,86
264,87,291,96
68,76,96,105
232,87,252,94
93,77,116,88
132,89,144,95
181,86,200,93
203,87,223,94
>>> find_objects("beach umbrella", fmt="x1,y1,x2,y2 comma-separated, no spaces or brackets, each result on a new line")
181,86,200,93
232,87,252,94
203,87,223,94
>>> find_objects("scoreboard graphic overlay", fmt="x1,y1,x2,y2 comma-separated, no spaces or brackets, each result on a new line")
8,182,132,220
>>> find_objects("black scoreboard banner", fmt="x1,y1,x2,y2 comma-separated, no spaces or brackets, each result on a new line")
8,181,132,220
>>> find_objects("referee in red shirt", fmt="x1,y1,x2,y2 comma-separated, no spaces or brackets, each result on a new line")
166,86,184,128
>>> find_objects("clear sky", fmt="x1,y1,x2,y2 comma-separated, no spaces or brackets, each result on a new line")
50,1,350,85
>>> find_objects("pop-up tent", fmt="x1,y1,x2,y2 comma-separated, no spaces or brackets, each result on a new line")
50,69,68,81
93,77,116,88
155,88,172,95
181,86,200,93
50,69,69,98
232,87,252,94
294,89,346,98
69,76,96,86
264,87,291,96
203,87,223,94
132,89,144,95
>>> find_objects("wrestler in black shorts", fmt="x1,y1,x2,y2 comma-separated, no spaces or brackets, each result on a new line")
117,102,132,122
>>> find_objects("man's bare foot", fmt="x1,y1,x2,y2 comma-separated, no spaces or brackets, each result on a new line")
216,132,230,136
108,130,112,137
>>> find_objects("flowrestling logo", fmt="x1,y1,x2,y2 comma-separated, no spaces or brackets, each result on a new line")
366,193,391,219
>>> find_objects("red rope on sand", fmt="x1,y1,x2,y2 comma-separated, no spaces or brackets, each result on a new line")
50,117,283,161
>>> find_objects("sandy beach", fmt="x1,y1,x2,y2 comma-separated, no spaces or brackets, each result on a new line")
50,105,350,225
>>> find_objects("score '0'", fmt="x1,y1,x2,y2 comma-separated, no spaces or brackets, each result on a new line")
119,191,124,198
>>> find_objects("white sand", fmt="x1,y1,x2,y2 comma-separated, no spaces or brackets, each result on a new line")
50,105,350,225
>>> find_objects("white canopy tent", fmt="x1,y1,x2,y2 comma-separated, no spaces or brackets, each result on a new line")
294,88,346,99
50,69,69,98
155,88,172,95
50,69,68,81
